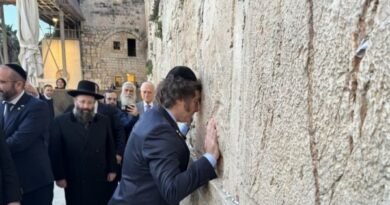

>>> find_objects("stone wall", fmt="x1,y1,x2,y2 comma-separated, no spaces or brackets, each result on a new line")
146,0,390,204
80,0,147,89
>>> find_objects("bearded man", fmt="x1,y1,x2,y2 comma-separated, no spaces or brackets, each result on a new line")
49,80,116,205
119,82,137,110
118,82,139,140
0,64,52,205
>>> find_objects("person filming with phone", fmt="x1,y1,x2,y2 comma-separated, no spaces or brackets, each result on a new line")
118,82,139,141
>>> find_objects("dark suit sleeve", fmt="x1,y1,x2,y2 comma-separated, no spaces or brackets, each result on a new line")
6,100,50,154
143,125,217,204
119,111,139,138
109,107,126,156
104,117,116,173
0,130,22,203
49,119,67,180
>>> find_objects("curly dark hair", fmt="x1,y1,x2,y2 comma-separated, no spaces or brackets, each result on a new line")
156,75,202,109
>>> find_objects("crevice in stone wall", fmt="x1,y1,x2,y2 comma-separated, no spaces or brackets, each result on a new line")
359,81,370,138
348,135,354,154
350,0,378,103
328,173,344,205
304,0,320,205
260,119,269,150
197,0,206,44
230,0,236,49
350,0,378,141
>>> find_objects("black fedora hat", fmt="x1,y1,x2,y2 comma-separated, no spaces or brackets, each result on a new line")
68,80,103,99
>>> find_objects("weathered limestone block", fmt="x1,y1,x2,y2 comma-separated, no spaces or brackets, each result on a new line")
146,0,390,204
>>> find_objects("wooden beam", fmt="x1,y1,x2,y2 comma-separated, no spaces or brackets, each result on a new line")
1,0,16,5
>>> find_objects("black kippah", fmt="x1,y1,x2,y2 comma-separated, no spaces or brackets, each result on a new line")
5,64,27,80
166,66,197,81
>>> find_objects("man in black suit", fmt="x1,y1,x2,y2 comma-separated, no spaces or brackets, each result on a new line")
49,80,117,205
65,91,126,162
103,90,119,108
39,84,55,120
0,130,21,205
0,64,53,205
109,66,220,205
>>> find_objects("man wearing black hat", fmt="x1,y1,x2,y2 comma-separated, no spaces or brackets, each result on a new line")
109,66,220,205
49,80,117,205
0,64,54,205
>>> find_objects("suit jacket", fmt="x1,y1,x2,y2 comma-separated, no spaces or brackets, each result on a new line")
136,101,154,116
97,103,126,155
0,130,21,205
109,106,217,205
39,94,55,121
0,93,54,193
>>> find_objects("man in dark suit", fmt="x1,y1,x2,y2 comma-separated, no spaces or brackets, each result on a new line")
118,82,139,140
0,64,54,205
65,95,126,162
49,80,117,205
65,88,126,198
109,66,220,205
0,130,21,205
39,84,55,120
136,81,155,116
103,90,119,108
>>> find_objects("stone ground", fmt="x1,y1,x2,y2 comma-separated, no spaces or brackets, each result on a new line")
52,185,66,205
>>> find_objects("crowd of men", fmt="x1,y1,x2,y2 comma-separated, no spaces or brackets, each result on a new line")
0,64,220,205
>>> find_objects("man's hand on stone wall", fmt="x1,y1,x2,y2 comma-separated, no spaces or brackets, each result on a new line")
204,118,220,161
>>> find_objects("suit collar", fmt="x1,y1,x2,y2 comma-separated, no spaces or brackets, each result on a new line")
164,108,176,122
2,93,30,131
157,106,186,140
4,90,25,105
10,92,30,111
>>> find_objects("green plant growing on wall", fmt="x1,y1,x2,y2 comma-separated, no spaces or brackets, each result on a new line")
155,21,163,39
149,0,162,39
146,60,153,75
149,0,160,22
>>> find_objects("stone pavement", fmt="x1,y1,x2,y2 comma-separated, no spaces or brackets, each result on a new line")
53,185,66,205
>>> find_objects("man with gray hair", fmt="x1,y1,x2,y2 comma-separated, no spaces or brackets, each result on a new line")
119,82,137,111
135,81,155,116
118,82,139,140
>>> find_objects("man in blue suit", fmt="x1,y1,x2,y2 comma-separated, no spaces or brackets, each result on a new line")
109,66,220,205
0,64,53,205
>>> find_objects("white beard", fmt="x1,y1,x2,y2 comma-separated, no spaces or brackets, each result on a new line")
120,94,136,108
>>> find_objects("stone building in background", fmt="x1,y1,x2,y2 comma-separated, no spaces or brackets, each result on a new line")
79,0,147,89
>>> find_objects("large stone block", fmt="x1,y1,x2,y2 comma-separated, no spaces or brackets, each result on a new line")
145,0,390,204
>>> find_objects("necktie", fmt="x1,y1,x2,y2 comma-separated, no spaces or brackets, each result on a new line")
145,104,151,112
3,102,12,124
